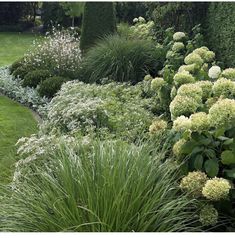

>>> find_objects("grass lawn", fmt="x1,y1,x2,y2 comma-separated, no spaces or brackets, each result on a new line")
0,96,38,184
0,32,39,67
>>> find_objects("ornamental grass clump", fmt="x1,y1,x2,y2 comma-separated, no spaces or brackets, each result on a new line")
0,139,202,232
79,34,164,84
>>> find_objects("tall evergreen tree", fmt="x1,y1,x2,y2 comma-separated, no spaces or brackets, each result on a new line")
80,2,116,52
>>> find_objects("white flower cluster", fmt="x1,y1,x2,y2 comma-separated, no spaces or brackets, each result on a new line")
208,66,221,79
173,32,186,42
23,28,82,76
131,17,155,40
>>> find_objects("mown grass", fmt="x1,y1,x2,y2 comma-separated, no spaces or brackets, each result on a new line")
0,32,39,66
0,96,38,184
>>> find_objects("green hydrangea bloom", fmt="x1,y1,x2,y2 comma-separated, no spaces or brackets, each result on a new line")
170,95,200,119
172,42,185,52
190,112,210,131
212,78,235,98
173,32,186,42
199,204,218,226
178,64,197,74
205,97,218,110
151,77,166,91
221,68,235,80
202,177,231,201
196,81,213,100
149,119,167,134
204,51,215,63
173,138,187,158
184,53,203,66
180,171,208,197
173,115,191,132
177,83,203,103
144,74,152,81
193,47,209,59
208,98,235,128
166,50,174,59
173,71,195,87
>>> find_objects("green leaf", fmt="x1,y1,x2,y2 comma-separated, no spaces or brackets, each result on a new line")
221,150,235,165
204,149,216,159
204,159,219,177
224,169,235,179
181,141,197,154
224,138,234,145
214,127,225,138
194,154,204,170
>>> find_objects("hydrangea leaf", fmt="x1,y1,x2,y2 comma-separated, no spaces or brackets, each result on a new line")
221,150,235,165
204,159,219,177
194,154,204,170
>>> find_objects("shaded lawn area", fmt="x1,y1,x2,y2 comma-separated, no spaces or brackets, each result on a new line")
0,32,39,67
0,96,38,184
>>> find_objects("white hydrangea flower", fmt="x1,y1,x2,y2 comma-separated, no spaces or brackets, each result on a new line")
208,66,221,79
138,16,146,23
173,115,191,132
180,171,208,197
173,32,186,42
221,68,235,80
133,18,138,23
190,112,210,131
208,98,235,128
172,42,185,52
202,177,231,201
184,53,203,66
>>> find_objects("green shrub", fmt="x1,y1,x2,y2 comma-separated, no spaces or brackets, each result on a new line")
80,2,116,52
38,76,68,98
43,81,154,142
12,65,32,79
0,139,201,231
80,35,165,84
9,58,24,74
205,3,235,67
22,70,52,88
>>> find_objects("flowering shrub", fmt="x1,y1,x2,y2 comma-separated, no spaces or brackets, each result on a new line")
21,28,82,79
41,81,154,142
130,16,155,40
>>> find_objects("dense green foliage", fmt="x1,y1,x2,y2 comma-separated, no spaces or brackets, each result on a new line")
0,96,37,184
41,2,70,31
0,138,201,232
115,2,148,23
23,70,51,88
80,2,116,52
38,76,67,98
147,2,208,41
80,35,164,84
205,3,235,67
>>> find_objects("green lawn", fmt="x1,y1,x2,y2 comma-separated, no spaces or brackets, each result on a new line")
0,96,38,184
0,32,39,66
